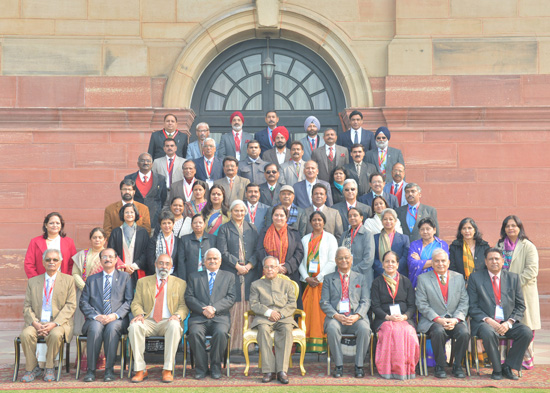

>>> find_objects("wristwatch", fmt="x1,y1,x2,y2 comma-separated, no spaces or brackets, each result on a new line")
506,321,513,329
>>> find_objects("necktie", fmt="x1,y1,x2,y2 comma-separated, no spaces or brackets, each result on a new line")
440,275,446,286
328,147,334,161
153,278,166,323
393,183,399,195
311,138,316,150
354,130,358,144
295,161,301,176
143,175,148,183
209,272,216,295
307,183,312,204
235,133,241,153
229,178,234,189
168,158,173,185
356,163,361,177
207,160,211,165
103,275,112,315
493,276,500,298
342,274,350,316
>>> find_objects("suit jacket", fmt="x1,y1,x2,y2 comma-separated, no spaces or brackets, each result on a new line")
193,156,224,182
184,269,236,327
152,155,186,189
264,205,308,238
293,179,334,209
416,270,469,333
357,191,399,211
166,178,195,206
344,161,378,195
103,200,152,239
299,135,324,162
238,157,268,185
311,144,349,182
145,232,183,278
187,140,218,160
259,182,283,206
332,201,372,230
249,277,298,328
467,269,525,337
124,171,167,226
214,176,250,205
217,131,254,160
107,225,150,280
177,232,217,281
371,274,415,332
338,127,376,153
339,225,375,285
24,236,77,278
131,274,189,322
373,231,410,278
24,273,76,340
263,147,291,169
304,205,344,242
255,127,292,158
383,181,409,206
148,129,188,160
217,220,260,301
396,203,439,242
449,239,489,278
80,270,133,323
364,147,405,181
279,159,306,187
320,270,371,323
245,202,270,234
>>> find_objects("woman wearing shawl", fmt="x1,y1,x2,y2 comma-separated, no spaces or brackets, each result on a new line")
373,208,410,279
168,197,187,238
107,203,149,286
329,166,349,205
371,251,419,379
298,211,337,353
364,196,403,234
184,180,208,218
497,215,540,370
449,217,490,280
217,200,259,351
146,210,182,277
202,184,230,235
178,214,216,281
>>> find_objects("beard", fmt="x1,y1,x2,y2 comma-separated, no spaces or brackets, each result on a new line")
156,267,170,279
376,140,388,150
275,141,286,149
232,125,242,132
122,193,133,202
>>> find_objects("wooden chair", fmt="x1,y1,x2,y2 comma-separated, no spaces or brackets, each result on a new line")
13,336,70,382
242,274,307,376
75,334,127,379
182,333,231,377
471,335,522,377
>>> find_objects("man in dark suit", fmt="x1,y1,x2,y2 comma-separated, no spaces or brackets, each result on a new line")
166,159,197,206
311,128,349,183
332,179,372,229
147,113,189,160
238,140,268,185
80,248,134,382
467,248,532,380
344,143,378,195
293,160,334,208
364,127,404,181
383,162,408,207
254,110,291,157
304,183,343,241
416,249,469,379
244,183,270,233
263,126,292,168
259,163,284,206
337,110,375,154
357,173,399,210
218,111,253,161
264,185,308,237
396,183,439,242
320,247,371,378
300,115,324,161
125,153,167,227
185,248,236,379
192,137,224,185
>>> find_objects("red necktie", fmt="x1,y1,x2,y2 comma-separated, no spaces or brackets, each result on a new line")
328,147,334,161
143,175,148,183
153,279,166,323
235,133,241,153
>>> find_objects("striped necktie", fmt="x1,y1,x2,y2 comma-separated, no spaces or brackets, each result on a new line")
209,272,216,295
103,275,112,315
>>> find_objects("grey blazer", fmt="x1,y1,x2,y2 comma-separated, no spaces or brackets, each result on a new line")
259,182,283,207
364,146,405,182
344,161,378,196
217,131,254,160
152,155,186,189
213,175,250,205
238,157,268,185
311,144,349,183
299,135,324,161
279,159,306,187
244,202,270,234
339,225,375,285
304,205,343,242
415,270,469,333
396,203,439,242
320,270,371,322
263,147,291,169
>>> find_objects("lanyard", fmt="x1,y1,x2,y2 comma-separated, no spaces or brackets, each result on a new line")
378,149,387,166
163,234,174,256
350,225,361,247
163,129,178,139
204,159,213,177
492,275,501,305
385,273,400,303
43,277,56,305
184,178,194,200
248,204,257,223
407,205,418,221
166,156,175,174
156,279,166,298
309,137,316,150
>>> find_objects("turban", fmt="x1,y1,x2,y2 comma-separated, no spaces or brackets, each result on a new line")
304,116,320,132
272,126,289,141
375,126,391,140
230,111,244,124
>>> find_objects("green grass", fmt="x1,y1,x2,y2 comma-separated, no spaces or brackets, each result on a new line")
6,388,550,393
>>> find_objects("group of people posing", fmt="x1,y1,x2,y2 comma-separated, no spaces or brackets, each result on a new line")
19,110,540,384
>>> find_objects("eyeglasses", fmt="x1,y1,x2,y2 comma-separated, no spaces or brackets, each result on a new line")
138,159,152,163
344,188,356,192
266,170,278,174
264,265,278,270
101,255,116,260
45,258,60,262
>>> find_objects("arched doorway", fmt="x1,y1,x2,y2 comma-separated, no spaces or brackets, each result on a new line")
190,39,346,140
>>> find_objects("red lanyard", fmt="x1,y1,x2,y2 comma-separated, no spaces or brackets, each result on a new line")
163,234,174,256
492,275,501,305
378,149,387,166
163,129,178,139
385,273,400,302
166,156,175,174
407,205,418,221
156,279,166,298
184,178,194,200
204,159,213,177
248,204,257,223
43,277,56,305
350,225,361,247
233,131,241,153
309,137,316,150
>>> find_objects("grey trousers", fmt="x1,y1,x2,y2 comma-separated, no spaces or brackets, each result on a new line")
325,318,371,367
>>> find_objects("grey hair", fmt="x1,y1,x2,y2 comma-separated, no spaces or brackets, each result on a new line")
204,137,216,145
335,246,352,260
229,199,247,211
431,248,448,260
43,248,62,261
204,247,222,259
262,255,280,267
381,208,397,220
195,122,210,131
343,178,358,189
405,182,421,193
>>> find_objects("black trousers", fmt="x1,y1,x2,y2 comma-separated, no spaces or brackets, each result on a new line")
83,319,127,371
428,321,469,368
188,320,230,375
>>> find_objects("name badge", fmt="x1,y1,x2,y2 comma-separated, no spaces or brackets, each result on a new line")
41,310,52,323
198,265,203,272
389,304,401,316
495,305,504,321
338,300,350,314
308,260,319,274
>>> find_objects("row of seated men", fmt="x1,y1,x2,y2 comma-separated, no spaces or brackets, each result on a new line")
20,243,530,384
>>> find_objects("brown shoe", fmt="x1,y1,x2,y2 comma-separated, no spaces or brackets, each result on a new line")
131,370,148,383
162,369,174,383
262,372,274,383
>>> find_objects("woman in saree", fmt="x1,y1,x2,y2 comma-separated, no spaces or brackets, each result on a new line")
298,211,337,353
329,166,350,205
364,195,403,234
372,208,410,279
168,197,187,238
183,180,208,219
201,184,230,235
371,251,419,380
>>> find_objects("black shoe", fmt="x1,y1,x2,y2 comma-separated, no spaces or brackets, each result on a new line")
195,371,207,380
355,366,364,378
491,371,503,380
452,365,465,378
333,366,343,378
434,365,447,378
277,371,289,384
104,369,115,382
262,372,274,383
210,368,222,379
502,365,518,380
83,370,96,382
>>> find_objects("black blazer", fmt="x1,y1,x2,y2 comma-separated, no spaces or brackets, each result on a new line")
344,161,378,196
338,128,376,153
124,171,167,226
370,274,416,332
358,191,400,212
184,269,236,327
255,225,305,284
259,182,283,206
107,226,150,285
147,129,188,160
448,239,489,278
145,232,183,279
217,220,259,301
467,269,526,337
177,232,216,281
192,156,224,182
330,184,345,205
